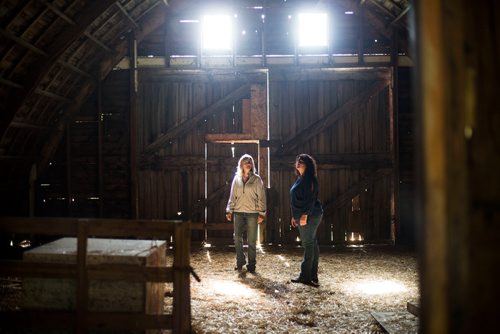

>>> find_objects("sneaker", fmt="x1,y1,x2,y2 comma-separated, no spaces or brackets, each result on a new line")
234,266,243,271
247,267,256,274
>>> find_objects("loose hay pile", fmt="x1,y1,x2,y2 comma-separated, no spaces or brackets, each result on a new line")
188,245,419,334
0,245,418,333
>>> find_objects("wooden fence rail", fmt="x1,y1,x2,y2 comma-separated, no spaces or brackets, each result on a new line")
0,217,192,333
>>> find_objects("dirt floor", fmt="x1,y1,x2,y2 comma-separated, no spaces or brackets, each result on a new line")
188,244,419,334
0,244,419,333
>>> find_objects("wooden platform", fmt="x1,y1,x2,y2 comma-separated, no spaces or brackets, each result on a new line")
22,238,166,313
371,311,419,334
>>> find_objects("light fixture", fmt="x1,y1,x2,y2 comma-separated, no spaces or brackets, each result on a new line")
297,12,328,48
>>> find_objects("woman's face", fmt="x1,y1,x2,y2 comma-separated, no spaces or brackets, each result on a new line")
242,159,252,173
296,160,306,176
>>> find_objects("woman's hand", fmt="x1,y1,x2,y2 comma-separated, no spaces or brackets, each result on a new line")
258,214,265,224
226,212,233,222
299,214,308,226
291,217,297,228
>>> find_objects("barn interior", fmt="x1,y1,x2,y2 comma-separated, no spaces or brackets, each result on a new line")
0,0,499,333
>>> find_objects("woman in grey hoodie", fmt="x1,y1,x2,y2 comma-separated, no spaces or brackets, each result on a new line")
226,154,266,273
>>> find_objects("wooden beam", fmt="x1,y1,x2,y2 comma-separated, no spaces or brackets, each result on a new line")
140,153,392,170
40,0,75,24
0,155,36,161
116,3,139,28
0,260,173,282
83,32,112,52
34,88,73,103
272,153,393,169
0,76,23,89
0,311,172,330
144,84,251,154
0,0,117,140
391,5,411,26
407,302,420,317
322,168,392,213
57,60,93,78
139,68,268,83
277,80,389,154
0,28,48,56
268,67,392,82
0,216,180,237
10,120,49,130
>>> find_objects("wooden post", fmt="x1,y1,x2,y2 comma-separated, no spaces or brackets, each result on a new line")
66,123,72,216
129,32,139,219
251,84,268,243
76,220,88,333
416,1,464,333
357,5,364,65
390,27,400,244
172,221,191,333
97,79,104,217
417,1,500,333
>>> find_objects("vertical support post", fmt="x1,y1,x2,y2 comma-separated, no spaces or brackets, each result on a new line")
76,220,88,334
164,18,172,68
29,164,36,217
357,5,364,65
66,123,72,216
251,84,268,243
129,32,139,219
181,171,189,217
173,221,191,333
390,27,400,244
97,79,104,217
260,7,267,67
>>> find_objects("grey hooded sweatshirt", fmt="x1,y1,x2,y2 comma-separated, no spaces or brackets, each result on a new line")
226,172,266,216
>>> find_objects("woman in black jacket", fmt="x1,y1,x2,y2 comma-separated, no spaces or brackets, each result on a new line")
289,153,323,287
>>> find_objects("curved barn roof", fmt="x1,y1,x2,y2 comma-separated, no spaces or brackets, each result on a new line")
0,0,410,196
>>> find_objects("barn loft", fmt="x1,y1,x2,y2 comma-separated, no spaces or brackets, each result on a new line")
0,0,499,333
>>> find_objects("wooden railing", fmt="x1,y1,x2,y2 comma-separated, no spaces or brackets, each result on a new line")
0,217,193,333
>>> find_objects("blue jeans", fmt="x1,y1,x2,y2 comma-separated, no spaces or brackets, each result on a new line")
297,215,322,281
233,212,258,270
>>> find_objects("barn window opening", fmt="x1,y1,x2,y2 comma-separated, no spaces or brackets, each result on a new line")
202,14,232,51
297,12,328,48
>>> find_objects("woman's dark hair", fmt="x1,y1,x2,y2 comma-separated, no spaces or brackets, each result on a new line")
295,153,318,179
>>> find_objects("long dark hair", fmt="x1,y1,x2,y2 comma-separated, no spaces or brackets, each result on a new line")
295,153,318,179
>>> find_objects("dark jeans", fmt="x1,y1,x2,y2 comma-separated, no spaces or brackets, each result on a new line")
297,215,322,281
233,212,258,270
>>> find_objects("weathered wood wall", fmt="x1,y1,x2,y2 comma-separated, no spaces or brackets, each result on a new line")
268,70,393,245
36,67,396,245
133,68,394,245
37,71,131,218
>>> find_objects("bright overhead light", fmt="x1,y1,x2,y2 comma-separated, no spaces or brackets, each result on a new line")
202,14,232,50
297,12,328,47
